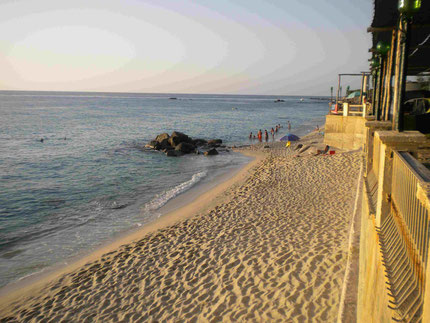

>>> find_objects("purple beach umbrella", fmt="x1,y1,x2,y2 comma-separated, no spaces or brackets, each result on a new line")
280,134,300,142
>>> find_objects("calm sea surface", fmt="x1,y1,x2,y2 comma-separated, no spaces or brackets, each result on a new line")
0,91,328,287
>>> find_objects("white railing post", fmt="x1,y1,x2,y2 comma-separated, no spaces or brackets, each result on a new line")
343,103,349,116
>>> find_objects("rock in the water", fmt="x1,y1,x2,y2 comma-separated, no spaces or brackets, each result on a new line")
207,139,222,146
192,138,208,147
175,142,196,153
169,131,192,147
146,131,225,158
155,133,170,143
162,147,174,153
145,140,161,150
204,148,219,156
158,138,171,150
166,150,183,157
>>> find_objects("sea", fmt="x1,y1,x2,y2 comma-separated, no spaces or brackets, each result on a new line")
0,91,328,288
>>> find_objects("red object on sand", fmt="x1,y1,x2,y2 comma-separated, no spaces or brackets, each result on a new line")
329,150,335,155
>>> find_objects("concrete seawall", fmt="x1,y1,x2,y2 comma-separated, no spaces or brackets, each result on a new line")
357,179,393,322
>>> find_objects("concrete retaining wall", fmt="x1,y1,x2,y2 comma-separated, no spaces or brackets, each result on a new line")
324,115,367,150
356,183,394,322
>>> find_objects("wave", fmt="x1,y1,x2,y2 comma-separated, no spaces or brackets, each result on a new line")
143,171,207,213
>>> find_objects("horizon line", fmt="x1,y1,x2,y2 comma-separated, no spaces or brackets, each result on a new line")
0,89,329,97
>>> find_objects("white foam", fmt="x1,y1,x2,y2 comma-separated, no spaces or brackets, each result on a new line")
143,171,207,213
16,267,47,282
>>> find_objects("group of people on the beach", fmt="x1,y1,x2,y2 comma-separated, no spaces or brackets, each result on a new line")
249,123,287,142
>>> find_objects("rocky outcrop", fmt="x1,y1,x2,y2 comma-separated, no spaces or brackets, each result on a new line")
208,139,222,145
145,140,160,150
169,131,192,147
146,131,226,157
204,148,219,156
207,139,222,147
175,142,196,153
155,133,170,143
166,150,183,157
192,139,207,147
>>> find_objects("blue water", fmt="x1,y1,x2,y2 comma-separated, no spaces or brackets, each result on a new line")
0,91,328,287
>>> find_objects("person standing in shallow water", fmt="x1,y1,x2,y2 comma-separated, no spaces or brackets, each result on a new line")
288,121,291,132
264,130,269,142
249,132,253,141
258,129,262,142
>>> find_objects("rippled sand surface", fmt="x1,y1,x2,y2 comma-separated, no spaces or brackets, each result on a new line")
0,133,362,322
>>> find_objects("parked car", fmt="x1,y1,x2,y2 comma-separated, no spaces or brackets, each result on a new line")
404,98,430,133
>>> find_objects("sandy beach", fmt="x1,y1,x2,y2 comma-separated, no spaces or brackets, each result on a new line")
0,132,362,322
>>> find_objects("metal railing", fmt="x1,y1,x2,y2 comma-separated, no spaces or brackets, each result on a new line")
378,151,430,322
392,152,430,275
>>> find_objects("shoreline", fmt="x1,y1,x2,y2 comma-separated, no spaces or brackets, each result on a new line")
0,149,265,307
0,128,362,322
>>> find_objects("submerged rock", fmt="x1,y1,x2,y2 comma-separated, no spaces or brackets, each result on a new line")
204,148,219,156
166,150,183,157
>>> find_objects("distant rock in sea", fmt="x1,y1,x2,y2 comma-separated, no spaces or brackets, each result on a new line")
145,132,226,157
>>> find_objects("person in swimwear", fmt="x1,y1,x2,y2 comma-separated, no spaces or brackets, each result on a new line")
258,129,262,142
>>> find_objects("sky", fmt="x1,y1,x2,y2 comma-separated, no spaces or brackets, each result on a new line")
0,0,373,95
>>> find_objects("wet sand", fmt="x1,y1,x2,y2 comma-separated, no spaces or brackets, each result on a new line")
0,131,362,322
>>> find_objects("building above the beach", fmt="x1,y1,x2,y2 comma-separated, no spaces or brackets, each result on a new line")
323,0,430,322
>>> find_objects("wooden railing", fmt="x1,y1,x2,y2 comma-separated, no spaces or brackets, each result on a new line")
329,102,370,116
